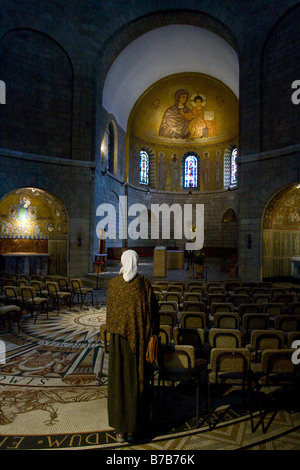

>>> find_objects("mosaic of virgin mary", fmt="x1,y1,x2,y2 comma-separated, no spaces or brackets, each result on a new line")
158,89,192,139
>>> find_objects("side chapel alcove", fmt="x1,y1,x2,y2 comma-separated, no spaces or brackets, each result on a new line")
0,188,69,276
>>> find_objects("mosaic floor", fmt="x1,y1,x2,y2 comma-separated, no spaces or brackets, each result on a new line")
0,260,300,450
0,302,299,451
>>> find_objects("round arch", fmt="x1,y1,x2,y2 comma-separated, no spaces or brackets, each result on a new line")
0,187,69,277
262,183,300,279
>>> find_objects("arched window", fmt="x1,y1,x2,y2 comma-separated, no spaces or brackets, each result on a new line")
140,150,149,185
231,148,237,185
184,154,198,188
107,122,114,173
224,145,238,188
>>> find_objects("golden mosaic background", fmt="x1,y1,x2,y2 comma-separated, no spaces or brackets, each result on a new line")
0,188,68,239
128,73,239,191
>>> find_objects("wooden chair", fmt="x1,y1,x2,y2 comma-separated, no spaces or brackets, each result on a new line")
208,328,242,349
213,312,240,329
182,301,206,313
0,305,23,331
249,349,299,433
180,311,207,329
159,310,178,329
173,326,207,360
20,286,48,323
46,281,72,313
157,344,203,428
71,278,94,308
240,313,270,342
207,348,251,430
245,329,285,363
4,285,22,306
158,325,172,345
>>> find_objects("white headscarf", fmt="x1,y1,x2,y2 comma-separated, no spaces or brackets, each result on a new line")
119,249,139,282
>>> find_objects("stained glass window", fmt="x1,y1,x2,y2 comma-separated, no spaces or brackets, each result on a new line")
231,148,237,185
140,150,149,185
184,155,198,188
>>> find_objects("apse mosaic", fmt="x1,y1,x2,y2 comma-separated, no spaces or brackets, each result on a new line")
0,188,68,239
263,185,300,230
128,72,239,191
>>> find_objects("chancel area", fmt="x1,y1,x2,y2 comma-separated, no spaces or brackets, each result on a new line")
0,0,300,451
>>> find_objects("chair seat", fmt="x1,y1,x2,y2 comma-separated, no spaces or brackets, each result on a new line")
25,297,47,305
76,288,92,293
52,291,70,299
0,305,21,314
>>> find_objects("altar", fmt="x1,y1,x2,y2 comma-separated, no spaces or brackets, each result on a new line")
2,252,51,276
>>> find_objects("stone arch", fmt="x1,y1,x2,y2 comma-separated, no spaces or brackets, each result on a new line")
0,187,70,276
262,183,300,279
96,9,240,100
0,28,74,158
261,3,300,151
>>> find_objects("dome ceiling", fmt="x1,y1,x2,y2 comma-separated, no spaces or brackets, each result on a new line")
102,24,239,131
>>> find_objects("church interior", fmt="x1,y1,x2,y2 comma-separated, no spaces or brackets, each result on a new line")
0,0,300,452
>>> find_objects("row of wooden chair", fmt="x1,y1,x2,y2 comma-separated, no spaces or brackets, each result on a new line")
0,278,93,326
155,289,297,312
98,322,299,433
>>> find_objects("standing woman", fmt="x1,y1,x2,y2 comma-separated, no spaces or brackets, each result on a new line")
106,250,159,443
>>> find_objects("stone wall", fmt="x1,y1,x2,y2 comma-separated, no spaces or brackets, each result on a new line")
0,0,299,280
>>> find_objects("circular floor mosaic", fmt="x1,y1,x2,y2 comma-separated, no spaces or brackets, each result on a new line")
0,306,107,387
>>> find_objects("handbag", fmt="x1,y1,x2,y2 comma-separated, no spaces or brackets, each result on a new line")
144,281,159,364
146,333,159,364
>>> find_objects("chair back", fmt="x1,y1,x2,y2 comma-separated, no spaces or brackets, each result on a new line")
158,344,195,380
173,327,205,349
287,331,300,348
20,286,35,301
206,294,227,306
158,301,177,312
209,328,242,348
159,325,172,344
252,294,272,304
250,329,285,361
243,313,270,335
229,294,250,307
159,310,178,328
273,294,294,305
46,281,59,294
164,292,181,304
209,348,250,383
71,278,82,290
167,285,183,294
238,303,262,317
182,301,205,312
31,280,43,293
210,302,234,316
262,303,285,317
183,292,202,303
260,349,298,385
287,302,300,315
213,312,240,329
4,285,19,299
180,311,206,329
275,315,300,332
57,277,69,291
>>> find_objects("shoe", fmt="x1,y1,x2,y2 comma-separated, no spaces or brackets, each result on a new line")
127,432,135,442
116,433,126,443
